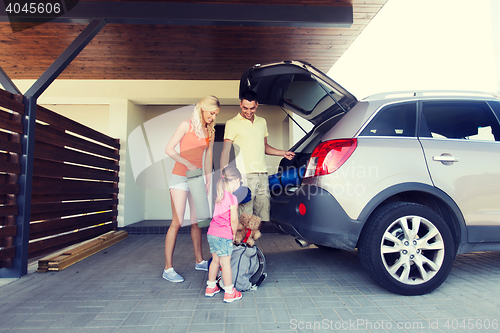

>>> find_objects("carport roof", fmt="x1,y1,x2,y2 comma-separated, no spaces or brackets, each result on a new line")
0,0,387,81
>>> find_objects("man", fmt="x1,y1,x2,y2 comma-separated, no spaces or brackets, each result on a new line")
220,90,295,221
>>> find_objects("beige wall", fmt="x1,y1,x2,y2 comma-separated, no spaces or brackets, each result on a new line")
43,104,111,135
122,101,148,225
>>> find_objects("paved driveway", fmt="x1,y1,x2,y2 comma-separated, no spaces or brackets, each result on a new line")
1,233,500,332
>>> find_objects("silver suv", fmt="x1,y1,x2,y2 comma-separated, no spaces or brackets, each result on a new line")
241,61,500,295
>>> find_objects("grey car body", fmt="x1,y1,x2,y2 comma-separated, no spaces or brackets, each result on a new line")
240,60,500,295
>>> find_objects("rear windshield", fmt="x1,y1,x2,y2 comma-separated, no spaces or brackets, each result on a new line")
283,74,343,114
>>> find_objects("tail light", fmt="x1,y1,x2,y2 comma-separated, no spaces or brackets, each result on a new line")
304,139,357,178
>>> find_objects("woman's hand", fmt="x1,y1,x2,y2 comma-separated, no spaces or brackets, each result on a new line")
186,162,198,171
205,181,211,195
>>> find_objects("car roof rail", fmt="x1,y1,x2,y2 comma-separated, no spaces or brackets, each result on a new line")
364,90,500,100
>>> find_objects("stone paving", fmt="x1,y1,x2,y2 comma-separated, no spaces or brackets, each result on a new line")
1,233,500,332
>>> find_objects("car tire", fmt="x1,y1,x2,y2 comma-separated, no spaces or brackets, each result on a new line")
358,202,455,295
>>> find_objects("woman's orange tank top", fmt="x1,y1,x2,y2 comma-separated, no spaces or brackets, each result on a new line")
172,120,210,176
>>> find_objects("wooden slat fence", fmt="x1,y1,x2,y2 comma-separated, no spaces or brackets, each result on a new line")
30,105,120,258
0,87,121,265
0,89,23,269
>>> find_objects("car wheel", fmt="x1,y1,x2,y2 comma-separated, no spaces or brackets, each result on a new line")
358,202,455,295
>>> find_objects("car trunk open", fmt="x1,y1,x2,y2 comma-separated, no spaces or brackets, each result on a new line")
239,60,358,188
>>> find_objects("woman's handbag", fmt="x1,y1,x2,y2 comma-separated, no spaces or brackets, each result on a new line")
185,168,211,227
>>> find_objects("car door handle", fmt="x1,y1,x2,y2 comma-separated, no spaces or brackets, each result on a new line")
432,155,459,163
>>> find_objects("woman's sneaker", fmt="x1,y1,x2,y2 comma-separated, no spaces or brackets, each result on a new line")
195,260,209,271
162,269,184,283
223,288,242,303
205,285,221,297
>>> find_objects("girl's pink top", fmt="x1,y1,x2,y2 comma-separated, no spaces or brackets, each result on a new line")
207,191,238,240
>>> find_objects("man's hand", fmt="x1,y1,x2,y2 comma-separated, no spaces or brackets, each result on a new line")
283,151,295,160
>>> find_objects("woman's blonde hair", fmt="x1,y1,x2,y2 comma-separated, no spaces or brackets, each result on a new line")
215,166,242,204
191,95,220,140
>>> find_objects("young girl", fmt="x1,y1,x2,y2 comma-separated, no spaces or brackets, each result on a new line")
205,166,242,303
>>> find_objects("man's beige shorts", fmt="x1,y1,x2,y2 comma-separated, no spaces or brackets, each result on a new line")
238,172,270,221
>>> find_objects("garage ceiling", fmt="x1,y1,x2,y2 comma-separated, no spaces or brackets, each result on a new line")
0,0,387,81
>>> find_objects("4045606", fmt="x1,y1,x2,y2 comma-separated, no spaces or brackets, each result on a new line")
4,2,62,15
444,319,498,330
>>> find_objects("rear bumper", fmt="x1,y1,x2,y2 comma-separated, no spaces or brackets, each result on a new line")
270,185,364,250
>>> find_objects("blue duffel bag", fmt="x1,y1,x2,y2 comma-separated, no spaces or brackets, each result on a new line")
268,166,305,192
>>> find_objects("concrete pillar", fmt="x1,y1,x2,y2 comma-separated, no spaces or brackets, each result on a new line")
108,99,147,227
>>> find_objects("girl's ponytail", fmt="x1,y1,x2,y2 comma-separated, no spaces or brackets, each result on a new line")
215,166,242,203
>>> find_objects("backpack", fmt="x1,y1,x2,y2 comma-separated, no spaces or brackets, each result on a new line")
209,243,266,292
231,244,266,291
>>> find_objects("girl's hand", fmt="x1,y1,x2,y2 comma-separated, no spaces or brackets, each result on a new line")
230,204,238,240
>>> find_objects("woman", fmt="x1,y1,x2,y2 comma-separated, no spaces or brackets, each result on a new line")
163,95,220,283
